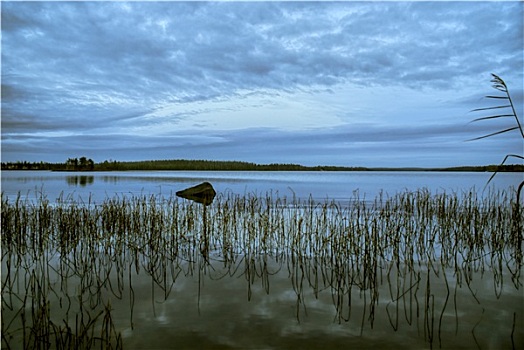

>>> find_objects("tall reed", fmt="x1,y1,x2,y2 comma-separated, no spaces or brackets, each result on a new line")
2,188,522,349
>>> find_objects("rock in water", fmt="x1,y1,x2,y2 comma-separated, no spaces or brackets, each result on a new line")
176,182,216,206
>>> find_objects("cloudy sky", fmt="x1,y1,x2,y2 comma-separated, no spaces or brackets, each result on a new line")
1,1,523,167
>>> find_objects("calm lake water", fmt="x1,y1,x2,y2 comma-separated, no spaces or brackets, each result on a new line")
2,170,523,349
1,170,523,203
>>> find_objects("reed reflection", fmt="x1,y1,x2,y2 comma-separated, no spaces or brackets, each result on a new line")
1,190,522,349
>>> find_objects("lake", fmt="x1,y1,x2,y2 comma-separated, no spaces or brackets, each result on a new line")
1,170,523,349
2,170,522,203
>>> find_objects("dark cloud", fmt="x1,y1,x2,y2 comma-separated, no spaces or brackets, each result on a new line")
1,2,522,166
2,120,520,168
4,2,521,93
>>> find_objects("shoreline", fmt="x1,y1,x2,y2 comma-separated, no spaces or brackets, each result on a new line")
2,158,523,173
2,167,523,173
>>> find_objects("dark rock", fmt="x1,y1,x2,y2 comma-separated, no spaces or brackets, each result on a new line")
176,182,216,206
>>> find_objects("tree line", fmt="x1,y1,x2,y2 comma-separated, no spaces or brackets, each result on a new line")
2,157,94,171
0,158,368,171
92,159,368,171
1,158,523,172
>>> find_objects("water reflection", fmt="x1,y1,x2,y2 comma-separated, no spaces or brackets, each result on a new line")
102,175,119,184
66,175,94,187
3,170,523,206
1,191,523,349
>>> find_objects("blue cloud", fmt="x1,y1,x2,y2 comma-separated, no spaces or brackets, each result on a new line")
1,1,522,166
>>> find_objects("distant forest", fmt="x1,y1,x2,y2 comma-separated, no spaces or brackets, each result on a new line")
2,157,524,172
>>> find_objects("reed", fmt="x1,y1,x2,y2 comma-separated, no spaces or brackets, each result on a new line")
1,188,522,349
469,74,524,246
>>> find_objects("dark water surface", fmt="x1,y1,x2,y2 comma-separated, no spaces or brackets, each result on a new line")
2,243,522,349
1,171,523,349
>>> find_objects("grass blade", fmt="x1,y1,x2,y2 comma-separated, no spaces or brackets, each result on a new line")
471,105,512,112
485,154,524,186
467,126,519,141
470,114,514,122
485,96,509,99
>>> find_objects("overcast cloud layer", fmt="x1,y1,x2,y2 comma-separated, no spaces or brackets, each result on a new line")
2,1,523,167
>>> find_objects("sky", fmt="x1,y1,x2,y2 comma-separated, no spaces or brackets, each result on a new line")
1,1,523,168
